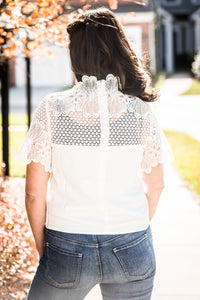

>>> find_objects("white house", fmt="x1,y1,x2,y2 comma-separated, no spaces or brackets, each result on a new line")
155,0,200,74
14,1,156,87
15,45,74,87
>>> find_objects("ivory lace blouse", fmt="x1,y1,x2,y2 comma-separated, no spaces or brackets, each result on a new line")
18,74,172,234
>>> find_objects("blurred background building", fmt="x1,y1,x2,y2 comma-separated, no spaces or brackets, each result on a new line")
155,0,200,74
9,0,200,88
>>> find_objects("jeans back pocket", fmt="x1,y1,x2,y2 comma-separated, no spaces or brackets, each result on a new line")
113,233,156,281
40,242,83,288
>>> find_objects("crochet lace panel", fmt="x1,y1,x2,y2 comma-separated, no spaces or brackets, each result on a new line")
17,74,171,173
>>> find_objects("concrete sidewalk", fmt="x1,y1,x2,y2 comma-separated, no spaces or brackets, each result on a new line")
84,164,200,300
151,164,200,300
152,73,200,299
154,73,200,142
85,73,200,299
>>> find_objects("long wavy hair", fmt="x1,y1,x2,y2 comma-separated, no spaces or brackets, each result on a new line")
67,7,158,102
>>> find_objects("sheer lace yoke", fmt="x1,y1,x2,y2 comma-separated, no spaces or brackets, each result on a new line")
17,73,173,174
46,74,152,122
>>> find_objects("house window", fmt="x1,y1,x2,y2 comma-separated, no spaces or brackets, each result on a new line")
191,0,200,5
162,0,182,6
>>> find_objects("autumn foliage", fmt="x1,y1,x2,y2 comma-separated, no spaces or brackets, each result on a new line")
0,0,146,61
0,0,83,60
0,0,120,60
0,178,38,300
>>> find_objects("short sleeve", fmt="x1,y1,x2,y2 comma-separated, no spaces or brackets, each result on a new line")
140,106,173,174
17,98,51,173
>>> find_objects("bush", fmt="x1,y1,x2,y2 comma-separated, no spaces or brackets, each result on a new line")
192,51,200,80
0,178,38,300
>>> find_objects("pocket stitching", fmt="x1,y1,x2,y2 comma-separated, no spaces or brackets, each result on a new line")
113,233,148,253
46,242,82,258
45,242,83,288
113,233,155,280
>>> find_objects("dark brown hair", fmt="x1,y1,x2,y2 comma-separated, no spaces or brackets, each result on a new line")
67,7,158,102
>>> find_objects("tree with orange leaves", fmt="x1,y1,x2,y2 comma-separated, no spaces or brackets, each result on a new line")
0,0,147,60
0,0,146,175
0,0,87,61
0,0,89,176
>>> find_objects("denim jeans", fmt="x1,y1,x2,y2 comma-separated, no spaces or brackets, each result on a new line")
27,226,156,300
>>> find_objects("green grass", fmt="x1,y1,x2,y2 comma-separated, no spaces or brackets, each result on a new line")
182,79,200,95
164,130,200,196
0,113,32,126
0,130,26,177
152,72,167,88
0,113,28,176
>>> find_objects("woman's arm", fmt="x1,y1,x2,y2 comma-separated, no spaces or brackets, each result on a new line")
141,163,164,221
25,161,50,258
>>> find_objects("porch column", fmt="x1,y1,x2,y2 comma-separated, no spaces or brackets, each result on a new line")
185,23,193,54
194,18,200,52
164,17,174,74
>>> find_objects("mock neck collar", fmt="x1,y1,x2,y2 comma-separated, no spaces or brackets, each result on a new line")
75,74,120,94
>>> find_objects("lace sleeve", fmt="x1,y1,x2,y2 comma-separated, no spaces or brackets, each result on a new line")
140,106,173,174
17,97,51,173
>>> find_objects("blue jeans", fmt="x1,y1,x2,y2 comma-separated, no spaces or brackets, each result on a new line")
27,226,156,300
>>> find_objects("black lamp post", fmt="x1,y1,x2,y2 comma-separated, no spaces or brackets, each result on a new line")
0,59,9,176
25,49,31,128
0,34,10,176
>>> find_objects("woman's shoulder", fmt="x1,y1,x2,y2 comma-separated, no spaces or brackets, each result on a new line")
127,95,153,119
35,88,75,113
31,88,76,120
43,87,75,104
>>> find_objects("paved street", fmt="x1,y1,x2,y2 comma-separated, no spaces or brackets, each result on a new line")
8,85,62,114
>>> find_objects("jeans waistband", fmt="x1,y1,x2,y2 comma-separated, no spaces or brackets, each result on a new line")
44,226,150,247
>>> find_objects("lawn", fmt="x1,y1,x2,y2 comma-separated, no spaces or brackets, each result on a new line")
0,130,26,177
152,71,167,88
164,130,200,196
0,114,32,126
182,79,200,95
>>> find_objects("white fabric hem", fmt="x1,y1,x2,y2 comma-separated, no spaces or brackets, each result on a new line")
46,214,150,235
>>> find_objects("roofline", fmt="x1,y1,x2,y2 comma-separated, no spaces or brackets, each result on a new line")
115,11,155,23
190,8,200,20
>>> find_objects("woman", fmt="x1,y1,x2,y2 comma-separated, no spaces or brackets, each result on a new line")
18,7,172,300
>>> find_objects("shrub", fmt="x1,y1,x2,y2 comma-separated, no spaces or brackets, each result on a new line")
192,51,200,80
0,178,38,300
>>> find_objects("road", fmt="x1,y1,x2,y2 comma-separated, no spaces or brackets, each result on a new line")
2,86,62,114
